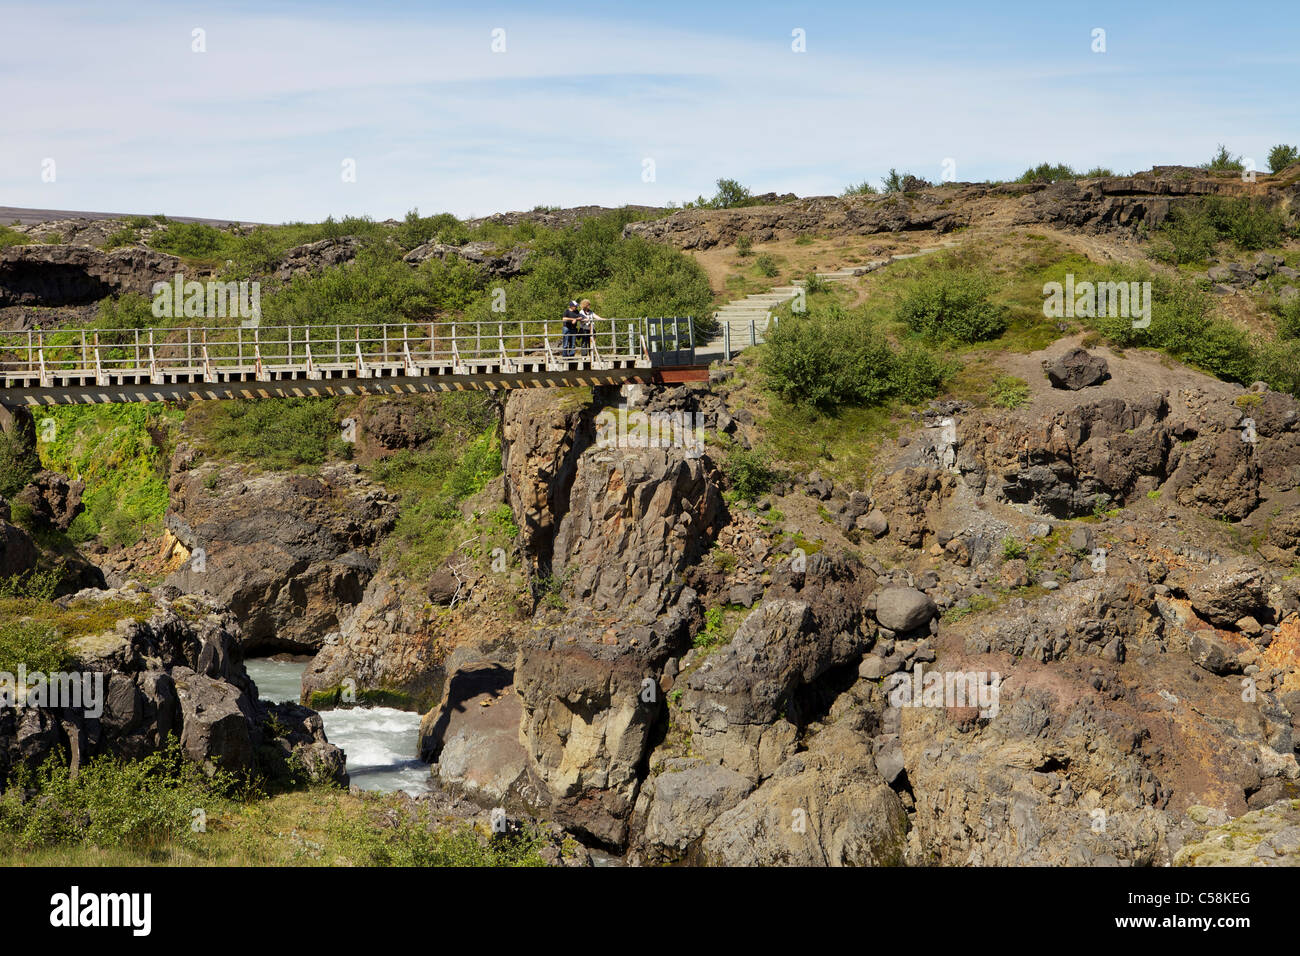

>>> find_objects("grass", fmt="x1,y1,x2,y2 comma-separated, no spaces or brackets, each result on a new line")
186,397,353,471
990,374,1030,409
0,594,154,653
0,225,32,249
0,744,546,866
364,393,502,580
36,404,183,547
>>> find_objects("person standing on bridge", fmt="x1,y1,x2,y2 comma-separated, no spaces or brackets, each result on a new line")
578,299,603,355
561,300,581,357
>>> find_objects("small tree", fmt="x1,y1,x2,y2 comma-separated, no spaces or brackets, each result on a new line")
1268,144,1299,173
1201,144,1244,172
712,178,752,209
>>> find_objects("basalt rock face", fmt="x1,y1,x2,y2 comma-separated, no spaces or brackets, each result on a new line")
403,240,531,277
700,725,908,867
163,456,397,653
623,168,1294,252
680,554,875,780
501,389,593,579
514,594,697,846
0,585,346,787
0,244,181,307
0,514,39,579
300,567,457,711
623,193,971,249
954,379,1298,523
12,470,85,531
550,445,725,616
275,237,361,282
502,390,728,844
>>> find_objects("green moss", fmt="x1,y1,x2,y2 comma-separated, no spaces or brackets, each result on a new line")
37,404,182,547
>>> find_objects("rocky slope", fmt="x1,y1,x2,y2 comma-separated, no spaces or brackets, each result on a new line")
623,165,1300,250
0,584,345,787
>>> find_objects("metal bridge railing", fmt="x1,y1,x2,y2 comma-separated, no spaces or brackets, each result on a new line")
0,317,698,388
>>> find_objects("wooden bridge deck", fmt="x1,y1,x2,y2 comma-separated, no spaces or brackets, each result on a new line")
0,318,708,405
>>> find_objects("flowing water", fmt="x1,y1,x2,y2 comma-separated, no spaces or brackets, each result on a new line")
244,657,430,796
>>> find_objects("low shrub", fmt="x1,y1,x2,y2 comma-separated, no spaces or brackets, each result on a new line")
721,444,779,501
897,269,1007,343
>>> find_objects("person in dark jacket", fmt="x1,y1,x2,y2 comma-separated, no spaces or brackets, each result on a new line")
561,300,581,357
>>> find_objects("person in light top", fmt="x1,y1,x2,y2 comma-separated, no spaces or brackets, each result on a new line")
578,299,603,354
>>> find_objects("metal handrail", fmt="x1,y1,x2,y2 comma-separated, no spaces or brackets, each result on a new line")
0,317,701,384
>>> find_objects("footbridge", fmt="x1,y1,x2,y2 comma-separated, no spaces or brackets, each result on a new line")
0,317,707,405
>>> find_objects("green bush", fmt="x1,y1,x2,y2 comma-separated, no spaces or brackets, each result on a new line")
0,422,40,498
334,804,545,866
1277,297,1300,339
754,254,779,278
0,740,236,851
1206,197,1287,250
722,444,778,501
888,344,956,404
1152,196,1287,263
38,404,182,547
897,269,1007,343
1253,338,1300,396
100,226,140,250
1086,272,1280,389
1151,202,1219,264
365,393,501,579
188,397,345,471
880,168,931,192
762,308,897,408
735,235,753,257
1016,163,1077,184
1269,145,1299,174
761,306,952,409
0,618,72,674
392,209,469,251
150,221,228,258
842,181,879,196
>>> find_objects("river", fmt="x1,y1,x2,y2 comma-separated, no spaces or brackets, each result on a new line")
244,657,430,796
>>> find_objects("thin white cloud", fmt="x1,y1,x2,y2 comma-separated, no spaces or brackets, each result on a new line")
1,1,1293,221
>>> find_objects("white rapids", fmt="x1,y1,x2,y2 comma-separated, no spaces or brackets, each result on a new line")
244,657,429,796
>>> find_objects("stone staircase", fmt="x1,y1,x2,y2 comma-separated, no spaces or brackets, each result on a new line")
696,242,958,363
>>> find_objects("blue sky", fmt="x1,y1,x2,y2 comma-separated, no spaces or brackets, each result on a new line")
2,0,1296,222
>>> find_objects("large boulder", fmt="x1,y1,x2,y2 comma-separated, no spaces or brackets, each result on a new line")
681,554,875,779
0,587,345,786
403,240,530,277
1185,558,1267,628
1045,347,1110,390
12,469,85,531
419,664,529,806
700,726,908,866
874,587,937,633
551,445,724,616
514,596,693,846
636,758,755,864
501,389,593,579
